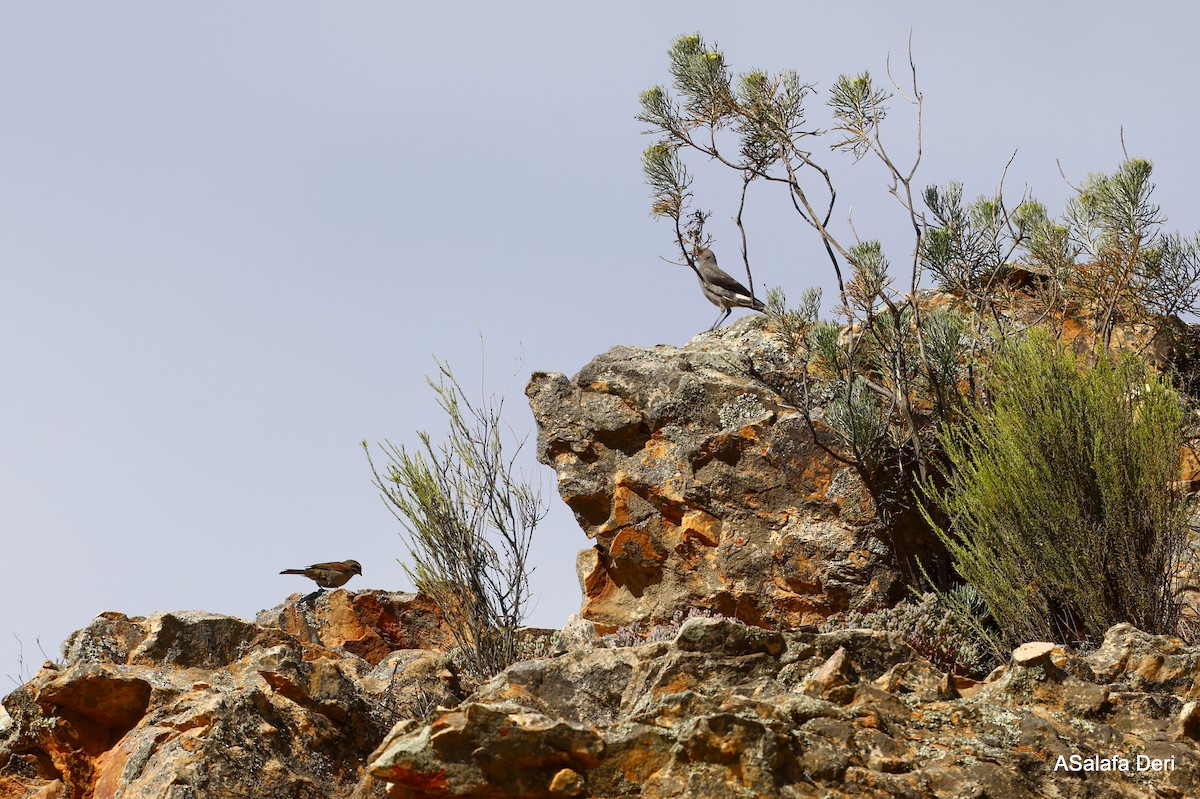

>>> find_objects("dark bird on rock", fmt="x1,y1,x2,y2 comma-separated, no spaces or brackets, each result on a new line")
280,559,362,589
690,246,767,329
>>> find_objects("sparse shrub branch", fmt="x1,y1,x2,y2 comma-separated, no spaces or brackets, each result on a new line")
365,359,547,683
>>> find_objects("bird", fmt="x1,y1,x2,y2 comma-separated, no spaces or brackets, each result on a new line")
690,246,767,330
279,559,363,589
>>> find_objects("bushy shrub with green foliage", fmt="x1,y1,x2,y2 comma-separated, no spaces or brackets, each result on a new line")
921,329,1188,648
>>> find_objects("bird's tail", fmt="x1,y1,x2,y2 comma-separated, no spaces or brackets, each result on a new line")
751,296,767,312
280,569,306,575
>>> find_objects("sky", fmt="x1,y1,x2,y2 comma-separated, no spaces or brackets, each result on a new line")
4,3,1199,685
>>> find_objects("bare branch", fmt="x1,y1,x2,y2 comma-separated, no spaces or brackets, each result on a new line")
734,172,757,300
1057,158,1082,193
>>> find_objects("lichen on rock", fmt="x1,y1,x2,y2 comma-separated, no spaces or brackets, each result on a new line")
527,317,912,633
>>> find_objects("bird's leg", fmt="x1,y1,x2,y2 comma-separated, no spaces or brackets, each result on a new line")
710,307,731,330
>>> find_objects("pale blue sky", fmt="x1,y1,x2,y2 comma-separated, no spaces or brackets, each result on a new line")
3,3,1198,681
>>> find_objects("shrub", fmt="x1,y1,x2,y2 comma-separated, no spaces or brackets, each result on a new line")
640,34,1200,527
364,359,547,683
921,328,1188,648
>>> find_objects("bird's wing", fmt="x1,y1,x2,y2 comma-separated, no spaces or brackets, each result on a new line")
705,267,756,298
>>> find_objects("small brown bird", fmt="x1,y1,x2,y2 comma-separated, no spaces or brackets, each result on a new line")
279,559,363,589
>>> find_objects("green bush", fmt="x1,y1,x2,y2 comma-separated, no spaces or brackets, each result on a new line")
364,359,547,684
921,328,1188,648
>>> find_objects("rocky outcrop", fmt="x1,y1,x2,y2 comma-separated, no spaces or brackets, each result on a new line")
9,298,1200,798
526,317,910,633
369,616,1200,798
256,589,456,666
7,598,1200,798
526,305,1200,635
0,591,456,799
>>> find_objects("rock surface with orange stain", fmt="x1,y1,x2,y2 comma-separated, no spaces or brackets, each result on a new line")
0,592,457,799
528,300,1200,635
527,316,912,633
257,589,456,666
367,617,1200,799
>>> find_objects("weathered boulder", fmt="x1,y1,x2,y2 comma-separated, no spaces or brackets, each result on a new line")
369,617,1200,799
257,589,456,666
0,592,456,799
527,317,908,632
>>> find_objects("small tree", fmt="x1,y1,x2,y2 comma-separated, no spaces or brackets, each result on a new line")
364,360,547,683
921,328,1188,648
637,34,1017,539
1035,158,1200,353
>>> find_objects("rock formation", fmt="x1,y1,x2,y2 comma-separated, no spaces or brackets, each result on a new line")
9,602,1200,798
6,303,1200,798
526,317,911,634
527,303,1200,636
0,591,456,799
368,616,1200,798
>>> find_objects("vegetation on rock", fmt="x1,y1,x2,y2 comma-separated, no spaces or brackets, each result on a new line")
823,585,998,678
364,359,546,683
921,329,1189,650
639,32,1200,661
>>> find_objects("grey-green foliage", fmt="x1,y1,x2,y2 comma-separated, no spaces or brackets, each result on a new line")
638,32,897,303
825,376,888,465
601,608,726,648
666,34,733,120
1036,159,1200,349
921,328,1188,648
804,295,968,482
737,68,813,168
920,160,1200,352
921,309,966,419
825,585,1000,677
364,360,547,683
844,241,890,317
642,143,691,221
765,285,821,357
921,182,1046,297
828,71,890,159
